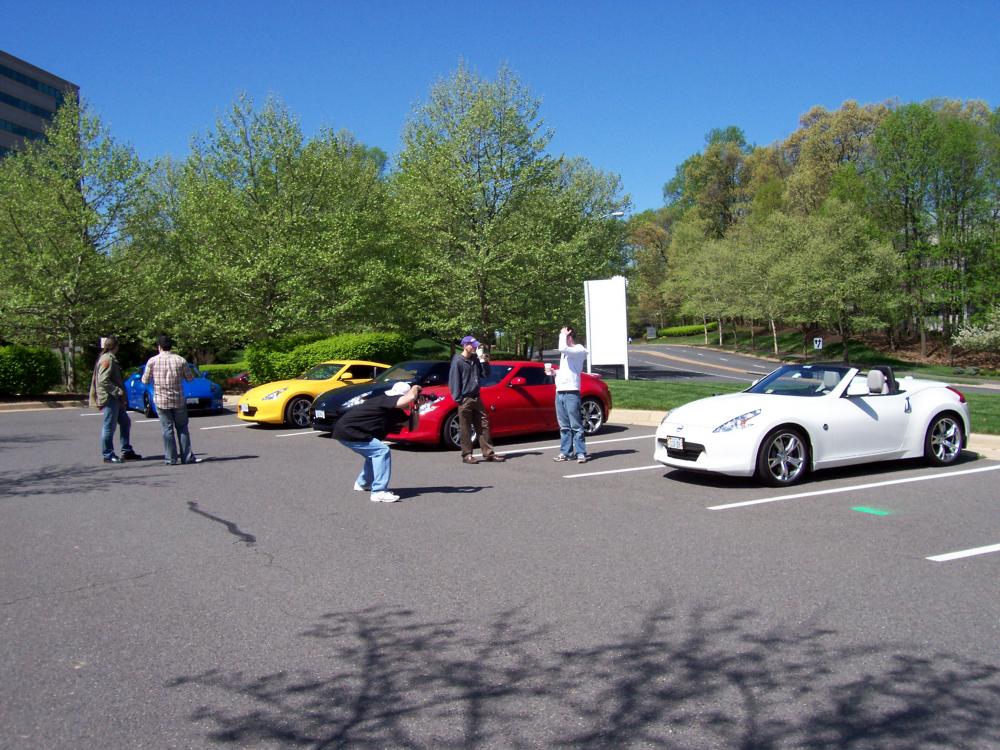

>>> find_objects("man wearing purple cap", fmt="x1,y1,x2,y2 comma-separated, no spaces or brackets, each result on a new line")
333,381,424,502
448,335,506,464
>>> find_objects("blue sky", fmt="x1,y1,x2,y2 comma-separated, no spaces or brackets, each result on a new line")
4,0,998,213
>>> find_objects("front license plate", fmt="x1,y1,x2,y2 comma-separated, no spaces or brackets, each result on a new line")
667,436,684,450
314,409,325,420
186,397,199,405
240,403,249,413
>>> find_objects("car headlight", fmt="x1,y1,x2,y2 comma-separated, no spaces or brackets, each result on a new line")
713,409,761,433
658,409,672,427
262,388,287,401
418,395,445,415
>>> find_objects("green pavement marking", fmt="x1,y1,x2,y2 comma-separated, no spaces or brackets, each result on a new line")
852,506,892,516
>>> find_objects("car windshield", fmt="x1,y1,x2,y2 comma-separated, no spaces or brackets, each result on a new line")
299,363,342,380
375,361,451,386
746,364,851,397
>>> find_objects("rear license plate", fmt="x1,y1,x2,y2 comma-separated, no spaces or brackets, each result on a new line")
314,409,325,420
667,436,684,450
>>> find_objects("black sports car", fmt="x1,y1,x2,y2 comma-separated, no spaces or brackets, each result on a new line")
310,360,451,433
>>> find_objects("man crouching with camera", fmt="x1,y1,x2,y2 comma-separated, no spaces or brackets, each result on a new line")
333,381,425,503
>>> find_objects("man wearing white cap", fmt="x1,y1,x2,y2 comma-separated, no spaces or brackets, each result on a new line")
448,335,506,464
333,381,423,503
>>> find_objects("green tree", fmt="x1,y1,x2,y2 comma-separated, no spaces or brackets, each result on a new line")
796,201,902,361
392,62,627,350
153,94,392,354
0,94,152,386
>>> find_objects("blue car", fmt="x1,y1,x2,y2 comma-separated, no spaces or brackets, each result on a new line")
124,364,224,417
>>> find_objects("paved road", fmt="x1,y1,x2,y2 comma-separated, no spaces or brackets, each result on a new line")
2,406,999,748
599,344,1000,395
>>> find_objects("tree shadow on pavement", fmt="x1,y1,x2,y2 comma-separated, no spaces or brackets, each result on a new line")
167,602,1000,748
0,463,170,499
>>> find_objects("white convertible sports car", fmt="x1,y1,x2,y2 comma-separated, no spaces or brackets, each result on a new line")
653,363,971,486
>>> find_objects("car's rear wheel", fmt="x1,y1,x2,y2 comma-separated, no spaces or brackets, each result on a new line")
285,396,313,428
143,394,155,418
924,413,963,466
756,427,809,486
442,411,476,450
580,397,605,434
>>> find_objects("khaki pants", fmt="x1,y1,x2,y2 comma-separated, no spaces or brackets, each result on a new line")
457,396,496,458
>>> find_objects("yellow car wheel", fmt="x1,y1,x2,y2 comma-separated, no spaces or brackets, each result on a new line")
285,396,313,428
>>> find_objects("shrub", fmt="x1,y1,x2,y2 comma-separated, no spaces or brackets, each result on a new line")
0,345,62,396
199,363,248,384
246,333,413,384
658,322,718,337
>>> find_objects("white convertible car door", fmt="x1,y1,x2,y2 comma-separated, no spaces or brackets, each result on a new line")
822,391,911,462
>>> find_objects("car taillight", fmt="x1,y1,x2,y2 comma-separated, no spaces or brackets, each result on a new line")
946,386,967,403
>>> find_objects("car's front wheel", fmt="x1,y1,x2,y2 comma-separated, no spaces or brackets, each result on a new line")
924,413,964,466
756,427,809,486
442,411,476,450
143,394,155,418
580,397,605,434
285,396,313,428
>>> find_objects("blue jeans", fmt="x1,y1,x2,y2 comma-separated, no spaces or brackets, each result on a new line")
555,391,586,457
158,406,193,464
338,437,391,492
101,398,134,459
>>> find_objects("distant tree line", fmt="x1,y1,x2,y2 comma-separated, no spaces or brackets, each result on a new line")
0,63,628,385
627,100,1000,359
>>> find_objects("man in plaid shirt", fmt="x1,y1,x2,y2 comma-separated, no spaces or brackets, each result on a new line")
142,334,201,465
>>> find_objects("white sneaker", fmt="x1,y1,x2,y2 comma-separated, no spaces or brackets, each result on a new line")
370,491,400,503
577,454,589,464
353,481,371,491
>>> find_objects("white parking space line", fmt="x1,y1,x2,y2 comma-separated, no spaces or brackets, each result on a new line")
927,543,1000,562
565,464,663,478
276,430,322,438
201,423,251,430
708,464,1000,510
81,412,101,417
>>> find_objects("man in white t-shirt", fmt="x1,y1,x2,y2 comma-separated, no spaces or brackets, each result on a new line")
552,326,589,463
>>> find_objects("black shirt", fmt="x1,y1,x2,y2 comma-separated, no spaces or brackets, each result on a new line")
333,394,406,441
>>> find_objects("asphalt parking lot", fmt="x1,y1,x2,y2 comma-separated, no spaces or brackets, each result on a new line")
2,405,1000,748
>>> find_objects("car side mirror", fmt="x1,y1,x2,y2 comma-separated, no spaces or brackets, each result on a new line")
510,376,527,387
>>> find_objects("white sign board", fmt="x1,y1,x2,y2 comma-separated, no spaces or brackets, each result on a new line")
813,337,824,350
584,276,629,379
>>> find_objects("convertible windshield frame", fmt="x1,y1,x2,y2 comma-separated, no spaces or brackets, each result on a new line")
745,364,853,397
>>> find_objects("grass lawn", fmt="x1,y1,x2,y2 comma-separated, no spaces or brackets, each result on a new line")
606,379,1000,435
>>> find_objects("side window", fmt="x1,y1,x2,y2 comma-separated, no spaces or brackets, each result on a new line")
514,366,549,386
480,366,514,387
347,365,376,380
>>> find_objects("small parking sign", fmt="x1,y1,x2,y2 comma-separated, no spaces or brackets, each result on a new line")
813,337,824,350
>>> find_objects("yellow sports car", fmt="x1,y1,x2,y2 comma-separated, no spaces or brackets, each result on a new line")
237,360,389,428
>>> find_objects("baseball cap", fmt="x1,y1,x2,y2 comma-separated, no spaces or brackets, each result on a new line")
386,381,411,397
460,335,481,348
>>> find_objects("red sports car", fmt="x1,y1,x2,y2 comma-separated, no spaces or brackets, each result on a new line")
310,359,612,449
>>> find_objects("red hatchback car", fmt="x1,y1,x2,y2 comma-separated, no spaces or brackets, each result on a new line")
393,359,612,449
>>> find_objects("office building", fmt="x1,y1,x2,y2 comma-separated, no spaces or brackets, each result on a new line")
0,49,78,158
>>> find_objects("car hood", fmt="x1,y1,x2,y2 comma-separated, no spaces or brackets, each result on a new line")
313,381,393,410
662,392,769,429
242,378,316,401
